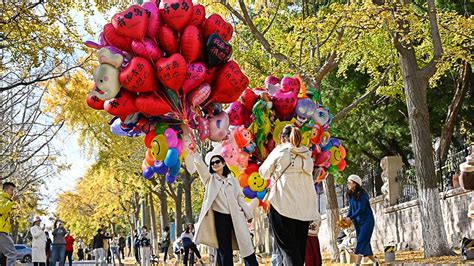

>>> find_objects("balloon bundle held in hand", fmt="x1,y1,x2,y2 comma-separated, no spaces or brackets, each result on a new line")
84,1,250,183
214,74,347,207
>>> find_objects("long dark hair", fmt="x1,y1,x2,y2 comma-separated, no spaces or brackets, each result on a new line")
346,182,368,200
209,155,231,176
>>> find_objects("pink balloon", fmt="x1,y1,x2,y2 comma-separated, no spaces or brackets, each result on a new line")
197,117,210,140
280,76,300,92
315,151,331,167
164,128,179,148
132,38,162,62
176,139,183,155
221,143,238,165
142,2,162,39
209,112,229,142
189,83,211,107
182,62,206,94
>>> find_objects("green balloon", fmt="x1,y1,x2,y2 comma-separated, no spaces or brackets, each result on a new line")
328,165,338,174
154,123,168,135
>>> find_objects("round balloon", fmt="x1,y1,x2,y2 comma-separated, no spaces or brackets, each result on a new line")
151,135,168,161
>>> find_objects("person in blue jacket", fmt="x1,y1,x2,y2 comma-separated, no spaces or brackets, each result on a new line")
344,175,379,265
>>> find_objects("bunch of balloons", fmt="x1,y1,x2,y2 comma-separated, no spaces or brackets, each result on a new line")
217,74,348,206
84,0,251,182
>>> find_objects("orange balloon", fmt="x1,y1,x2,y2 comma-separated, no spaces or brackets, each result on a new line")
145,149,155,166
337,159,347,171
339,145,346,159
239,173,249,187
315,168,327,183
142,159,149,171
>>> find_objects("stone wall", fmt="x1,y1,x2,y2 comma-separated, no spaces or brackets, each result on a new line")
317,188,474,252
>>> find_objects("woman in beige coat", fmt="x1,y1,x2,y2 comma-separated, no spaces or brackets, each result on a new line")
260,125,321,265
193,153,258,266
30,216,47,265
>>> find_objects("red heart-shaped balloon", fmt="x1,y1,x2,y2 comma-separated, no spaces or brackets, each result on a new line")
157,25,179,55
155,53,187,92
159,0,194,32
104,90,138,120
213,61,249,103
188,83,211,107
280,76,300,93
180,25,202,63
226,101,248,126
204,67,218,84
182,62,206,94
190,4,206,27
112,5,148,40
119,57,156,93
132,38,162,62
240,88,258,111
142,2,162,39
202,14,233,42
135,93,173,116
271,87,298,119
86,92,105,110
103,23,133,52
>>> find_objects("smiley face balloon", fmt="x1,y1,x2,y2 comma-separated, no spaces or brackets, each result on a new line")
151,134,168,161
247,172,268,192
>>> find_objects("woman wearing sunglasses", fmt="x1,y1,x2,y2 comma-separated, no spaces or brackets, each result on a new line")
260,125,321,265
192,152,258,266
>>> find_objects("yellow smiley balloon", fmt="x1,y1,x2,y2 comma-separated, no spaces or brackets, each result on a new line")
329,146,342,166
229,165,242,179
150,134,168,161
247,172,268,192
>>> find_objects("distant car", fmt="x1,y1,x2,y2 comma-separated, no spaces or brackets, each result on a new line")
14,244,32,263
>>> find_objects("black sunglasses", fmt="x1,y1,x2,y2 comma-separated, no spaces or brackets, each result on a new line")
210,160,222,166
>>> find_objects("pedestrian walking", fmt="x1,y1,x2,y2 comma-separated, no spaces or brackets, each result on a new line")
126,233,132,257
64,232,75,266
161,226,170,264
118,234,126,259
133,229,141,263
110,236,122,265
77,238,85,261
259,125,321,265
30,216,47,266
139,226,151,266
192,152,258,266
305,220,322,266
92,228,111,265
344,174,379,265
50,220,67,266
0,182,18,266
45,232,52,265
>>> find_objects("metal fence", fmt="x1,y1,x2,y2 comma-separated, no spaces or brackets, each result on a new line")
395,145,471,204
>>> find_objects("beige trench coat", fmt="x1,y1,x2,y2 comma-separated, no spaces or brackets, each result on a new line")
192,154,255,258
30,224,47,263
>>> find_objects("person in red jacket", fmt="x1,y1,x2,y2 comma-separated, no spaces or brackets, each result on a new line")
64,232,75,266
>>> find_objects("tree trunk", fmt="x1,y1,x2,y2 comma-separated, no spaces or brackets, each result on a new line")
323,175,340,262
182,170,194,224
174,183,184,239
158,177,169,233
437,61,471,163
399,50,453,257
148,193,159,255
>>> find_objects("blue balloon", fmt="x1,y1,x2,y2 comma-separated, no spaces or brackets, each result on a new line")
164,148,179,167
243,187,257,199
142,167,154,180
153,161,168,175
168,160,181,177
256,189,267,200
321,141,333,152
165,173,177,184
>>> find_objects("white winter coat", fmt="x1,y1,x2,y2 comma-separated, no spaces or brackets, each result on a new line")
193,154,255,258
30,224,47,263
259,143,321,222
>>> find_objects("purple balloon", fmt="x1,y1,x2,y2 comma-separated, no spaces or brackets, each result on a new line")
110,119,128,136
166,173,177,184
330,137,340,147
295,98,317,119
153,161,168,175
142,167,154,179
243,187,257,199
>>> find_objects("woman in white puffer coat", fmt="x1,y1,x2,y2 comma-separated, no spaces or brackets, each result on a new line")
259,125,321,265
